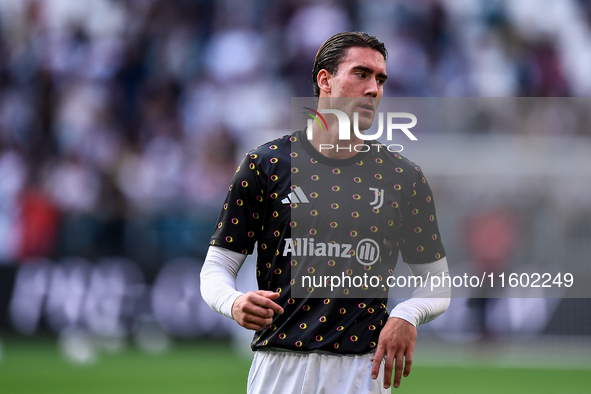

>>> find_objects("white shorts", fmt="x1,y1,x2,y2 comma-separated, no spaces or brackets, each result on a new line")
247,348,391,394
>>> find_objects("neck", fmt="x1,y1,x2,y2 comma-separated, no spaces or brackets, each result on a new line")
307,109,366,160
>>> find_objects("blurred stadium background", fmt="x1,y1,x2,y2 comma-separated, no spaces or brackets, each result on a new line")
0,0,590,392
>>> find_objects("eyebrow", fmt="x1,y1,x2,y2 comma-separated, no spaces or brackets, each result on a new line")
352,65,388,81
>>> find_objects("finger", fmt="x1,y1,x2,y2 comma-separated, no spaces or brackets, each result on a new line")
370,347,385,380
393,352,404,388
245,293,273,310
256,290,281,300
383,350,395,389
242,303,275,319
403,348,413,377
253,295,284,315
252,292,284,314
242,321,267,331
243,314,273,327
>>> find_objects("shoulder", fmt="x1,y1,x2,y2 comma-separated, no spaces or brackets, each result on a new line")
244,133,293,172
248,133,292,158
373,147,425,179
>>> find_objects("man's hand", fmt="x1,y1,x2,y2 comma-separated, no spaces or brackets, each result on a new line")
231,290,284,331
371,317,417,389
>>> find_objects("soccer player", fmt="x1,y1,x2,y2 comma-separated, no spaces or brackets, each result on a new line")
201,32,451,393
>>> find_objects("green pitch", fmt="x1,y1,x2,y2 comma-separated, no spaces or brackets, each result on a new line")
0,337,589,394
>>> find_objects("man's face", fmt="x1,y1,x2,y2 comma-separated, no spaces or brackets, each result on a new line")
321,46,388,131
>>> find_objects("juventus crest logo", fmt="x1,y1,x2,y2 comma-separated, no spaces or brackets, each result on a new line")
369,188,384,209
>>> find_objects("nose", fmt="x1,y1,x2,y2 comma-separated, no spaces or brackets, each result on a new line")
364,78,379,97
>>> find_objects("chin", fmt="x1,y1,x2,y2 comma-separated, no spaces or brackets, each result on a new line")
357,116,376,132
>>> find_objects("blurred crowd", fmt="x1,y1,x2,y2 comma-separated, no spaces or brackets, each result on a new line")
1,0,591,266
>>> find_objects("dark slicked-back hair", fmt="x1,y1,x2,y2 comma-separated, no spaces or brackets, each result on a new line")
312,32,387,97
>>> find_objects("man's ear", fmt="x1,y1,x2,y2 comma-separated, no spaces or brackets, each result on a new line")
317,69,332,95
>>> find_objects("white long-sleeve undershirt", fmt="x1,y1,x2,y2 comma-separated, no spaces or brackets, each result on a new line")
389,257,451,327
200,245,450,326
200,246,247,319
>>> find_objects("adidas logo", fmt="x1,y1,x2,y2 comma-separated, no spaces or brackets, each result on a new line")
282,187,310,204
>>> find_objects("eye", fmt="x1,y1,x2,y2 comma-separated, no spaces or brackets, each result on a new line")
377,79,385,86
356,72,366,79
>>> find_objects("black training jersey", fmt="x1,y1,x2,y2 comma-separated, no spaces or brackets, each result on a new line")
210,129,445,354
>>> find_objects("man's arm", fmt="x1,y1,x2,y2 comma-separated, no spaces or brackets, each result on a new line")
200,245,284,331
371,257,451,389
199,245,246,318
389,257,451,326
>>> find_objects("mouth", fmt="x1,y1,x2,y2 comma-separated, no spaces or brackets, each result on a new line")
358,103,374,112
